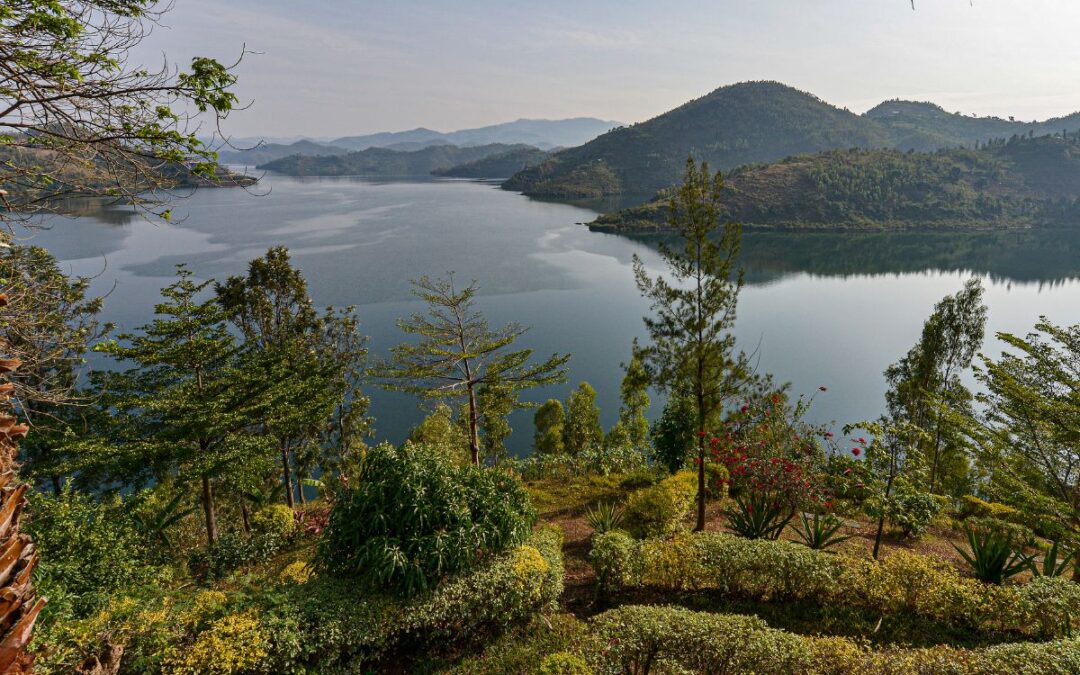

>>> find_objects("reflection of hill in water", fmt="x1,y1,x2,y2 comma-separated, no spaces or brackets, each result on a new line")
628,228,1080,286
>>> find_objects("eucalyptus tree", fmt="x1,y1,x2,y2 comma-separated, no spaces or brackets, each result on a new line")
97,266,269,547
633,158,755,531
885,278,987,495
374,274,569,467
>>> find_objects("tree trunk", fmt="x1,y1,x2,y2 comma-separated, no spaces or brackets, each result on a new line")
201,475,217,548
296,471,306,505
281,441,295,509
466,384,481,467
873,470,897,560
240,503,251,536
694,391,706,532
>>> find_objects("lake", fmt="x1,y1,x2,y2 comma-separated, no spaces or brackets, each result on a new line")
20,174,1080,455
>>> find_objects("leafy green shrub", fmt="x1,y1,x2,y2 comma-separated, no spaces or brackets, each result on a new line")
884,491,942,537
318,442,536,596
580,604,1080,675
959,495,1020,521
589,531,1080,638
250,504,296,539
952,526,1032,584
621,471,694,539
36,527,565,675
704,461,729,499
26,488,163,618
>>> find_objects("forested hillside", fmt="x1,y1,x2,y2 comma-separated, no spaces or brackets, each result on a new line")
432,147,551,178
258,143,538,176
591,132,1080,231
505,81,1080,199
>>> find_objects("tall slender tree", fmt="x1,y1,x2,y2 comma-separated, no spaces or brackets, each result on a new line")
97,266,267,547
564,382,603,456
533,399,566,456
620,351,651,452
374,274,568,467
633,158,755,531
885,278,986,495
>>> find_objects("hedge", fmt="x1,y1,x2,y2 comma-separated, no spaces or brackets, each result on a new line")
589,531,1080,639
36,525,565,674
585,605,1080,675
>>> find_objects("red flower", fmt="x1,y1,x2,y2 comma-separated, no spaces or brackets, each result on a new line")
857,437,866,445
851,447,861,457
697,430,707,438
824,431,834,439
740,405,749,413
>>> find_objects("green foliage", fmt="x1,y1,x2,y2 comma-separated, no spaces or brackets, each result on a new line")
409,403,471,465
37,527,565,675
584,502,624,535
1031,540,1078,578
564,382,603,456
884,491,943,537
952,526,1033,584
250,504,297,540
373,274,568,466
317,442,536,596
634,158,756,530
26,488,162,619
649,393,695,474
621,471,695,539
538,652,594,675
885,278,986,496
534,399,567,456
589,530,1080,639
959,495,1021,521
619,353,651,452
792,512,853,551
725,491,795,540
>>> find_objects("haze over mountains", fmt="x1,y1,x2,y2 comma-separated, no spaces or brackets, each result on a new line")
217,117,621,165
503,81,1080,198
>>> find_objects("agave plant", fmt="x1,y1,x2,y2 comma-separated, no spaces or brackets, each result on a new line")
724,491,794,540
132,492,196,551
793,512,852,551
1029,539,1078,578
952,526,1033,584
585,502,625,534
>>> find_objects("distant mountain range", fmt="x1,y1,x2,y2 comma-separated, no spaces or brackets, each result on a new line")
258,143,541,177
590,132,1080,232
218,117,621,166
503,81,1080,198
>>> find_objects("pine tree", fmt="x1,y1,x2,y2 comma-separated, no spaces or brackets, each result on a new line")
374,274,568,466
564,382,603,456
97,266,268,547
633,158,756,531
619,352,651,452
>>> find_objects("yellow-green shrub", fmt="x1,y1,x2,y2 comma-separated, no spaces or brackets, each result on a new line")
959,495,1020,522
538,652,594,675
162,610,270,675
250,503,297,539
278,561,313,585
589,531,1080,638
621,472,695,539
581,605,1080,675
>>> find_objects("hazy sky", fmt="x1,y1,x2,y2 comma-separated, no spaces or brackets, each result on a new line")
139,0,1080,138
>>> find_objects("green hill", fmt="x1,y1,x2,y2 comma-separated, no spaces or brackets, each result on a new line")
432,147,551,178
590,133,1080,232
258,143,537,177
504,82,1080,199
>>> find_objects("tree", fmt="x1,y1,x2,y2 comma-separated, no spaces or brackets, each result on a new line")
884,278,986,495
0,245,108,493
1,1,239,221
408,403,470,465
478,381,518,466
633,158,755,530
374,274,568,467
216,247,369,508
533,399,566,456
975,319,1080,531
650,394,696,474
619,351,651,452
97,266,267,547
564,382,603,456
854,418,928,559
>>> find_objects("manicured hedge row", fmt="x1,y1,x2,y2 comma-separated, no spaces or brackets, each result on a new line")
37,525,565,674
590,531,1080,639
584,605,1080,675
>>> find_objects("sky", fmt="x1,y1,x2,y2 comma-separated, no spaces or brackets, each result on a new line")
136,0,1080,139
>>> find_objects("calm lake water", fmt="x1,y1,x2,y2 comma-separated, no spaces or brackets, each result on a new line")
20,174,1080,455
